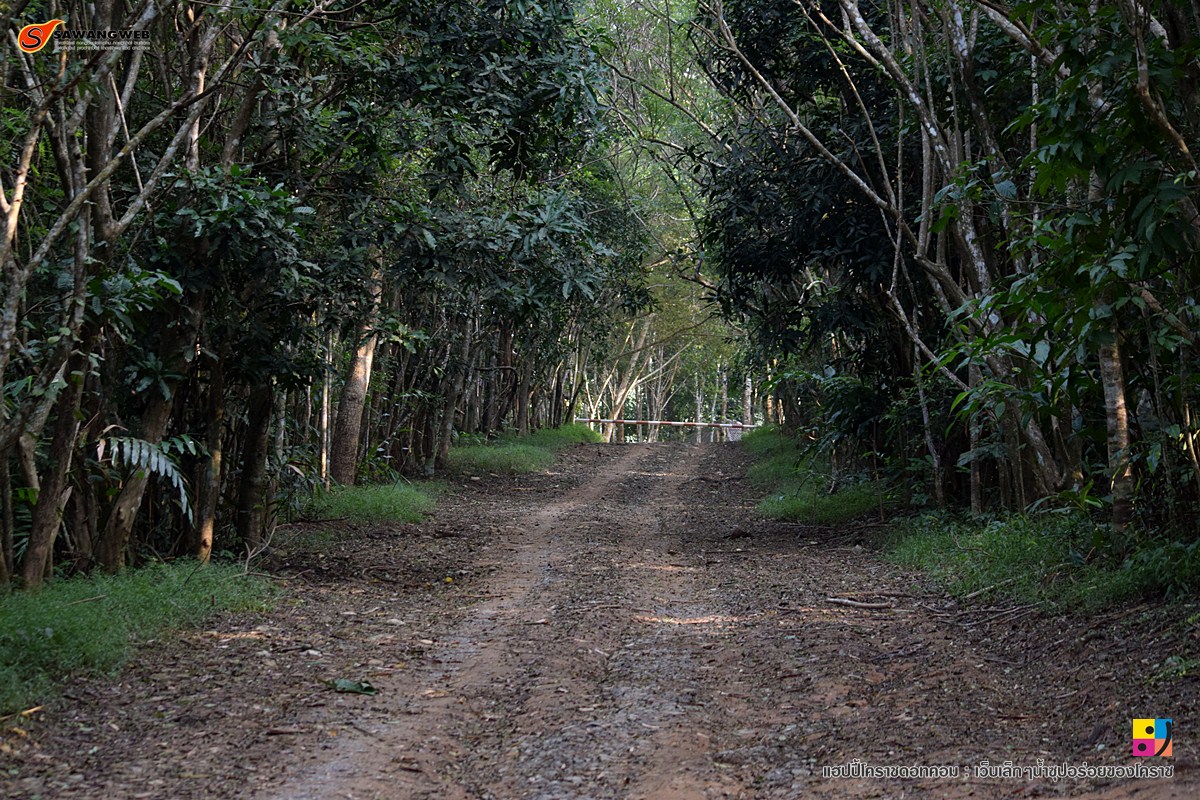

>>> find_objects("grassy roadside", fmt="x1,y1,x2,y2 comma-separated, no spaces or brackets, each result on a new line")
740,427,1200,610
741,427,884,524
886,512,1200,610
448,423,602,475
307,481,439,523
0,562,272,715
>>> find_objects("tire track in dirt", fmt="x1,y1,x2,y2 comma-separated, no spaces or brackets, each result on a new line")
259,443,687,799
8,442,1196,800
258,442,1198,800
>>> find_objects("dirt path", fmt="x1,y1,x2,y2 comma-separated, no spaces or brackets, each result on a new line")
3,443,1196,799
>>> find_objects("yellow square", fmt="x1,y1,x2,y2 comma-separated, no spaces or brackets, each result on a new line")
1133,718,1158,739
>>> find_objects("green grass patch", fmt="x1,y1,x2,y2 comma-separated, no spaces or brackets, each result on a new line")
886,513,1200,610
449,443,554,475
498,423,603,449
448,423,602,475
742,426,886,524
308,482,438,524
760,484,883,525
0,562,272,714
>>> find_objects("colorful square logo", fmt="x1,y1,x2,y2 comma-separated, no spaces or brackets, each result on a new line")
1132,718,1173,757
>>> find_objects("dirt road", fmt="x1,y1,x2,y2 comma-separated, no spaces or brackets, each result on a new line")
3,443,1195,798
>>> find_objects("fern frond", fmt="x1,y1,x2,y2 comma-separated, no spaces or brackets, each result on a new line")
99,436,194,521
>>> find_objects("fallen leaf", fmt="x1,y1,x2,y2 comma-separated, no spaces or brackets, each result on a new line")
327,678,379,696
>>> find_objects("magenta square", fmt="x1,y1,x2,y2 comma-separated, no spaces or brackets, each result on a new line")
1132,739,1156,757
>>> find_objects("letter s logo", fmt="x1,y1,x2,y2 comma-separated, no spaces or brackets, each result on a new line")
18,20,65,53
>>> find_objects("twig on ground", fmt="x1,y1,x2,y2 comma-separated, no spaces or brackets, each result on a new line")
825,597,893,609
961,602,1043,628
63,594,107,606
961,577,1021,601
0,706,44,723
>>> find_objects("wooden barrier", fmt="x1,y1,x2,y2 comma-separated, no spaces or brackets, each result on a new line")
573,418,756,429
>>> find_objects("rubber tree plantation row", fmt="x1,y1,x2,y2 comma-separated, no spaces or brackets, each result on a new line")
674,0,1200,541
0,0,660,588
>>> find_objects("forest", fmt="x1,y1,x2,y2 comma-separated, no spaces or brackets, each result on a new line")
2,0,1199,594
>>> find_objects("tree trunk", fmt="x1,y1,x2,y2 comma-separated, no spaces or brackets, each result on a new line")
1100,334,1134,533
21,367,86,588
330,273,382,485
435,318,474,469
194,357,225,563
235,382,273,549
95,390,178,572
0,458,12,586
320,330,332,487
516,365,533,436
743,374,754,426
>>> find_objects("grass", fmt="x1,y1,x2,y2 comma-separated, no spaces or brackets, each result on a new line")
0,562,273,714
741,427,886,524
308,482,438,523
886,512,1200,611
448,423,602,475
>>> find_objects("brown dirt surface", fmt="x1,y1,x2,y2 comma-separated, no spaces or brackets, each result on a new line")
2,442,1197,799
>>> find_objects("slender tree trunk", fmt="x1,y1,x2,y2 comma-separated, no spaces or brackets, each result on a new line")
0,458,11,586
969,365,984,514
330,271,382,485
194,357,224,563
95,390,178,572
915,347,945,507
436,318,474,469
320,331,332,487
68,475,99,572
1099,334,1134,533
516,365,533,436
21,367,86,587
743,374,754,426
235,382,273,549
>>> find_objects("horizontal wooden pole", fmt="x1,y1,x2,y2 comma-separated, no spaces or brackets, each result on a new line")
574,418,757,429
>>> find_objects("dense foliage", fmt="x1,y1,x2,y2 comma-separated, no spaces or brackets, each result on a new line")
691,0,1200,552
7,0,1199,593
0,0,652,587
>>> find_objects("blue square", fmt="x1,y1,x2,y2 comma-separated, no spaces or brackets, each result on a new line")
1155,719,1173,739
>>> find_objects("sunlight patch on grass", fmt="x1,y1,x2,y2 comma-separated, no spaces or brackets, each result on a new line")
449,423,602,475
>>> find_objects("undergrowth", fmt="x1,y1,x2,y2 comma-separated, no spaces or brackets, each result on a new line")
449,423,601,475
0,562,272,714
308,482,439,523
887,513,1200,610
742,427,885,524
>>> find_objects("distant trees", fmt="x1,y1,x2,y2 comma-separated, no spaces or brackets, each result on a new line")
693,0,1200,535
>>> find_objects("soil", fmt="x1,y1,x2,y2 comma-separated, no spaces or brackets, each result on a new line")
2,442,1198,799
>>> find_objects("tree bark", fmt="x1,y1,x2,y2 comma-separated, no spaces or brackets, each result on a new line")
235,382,273,549
194,357,224,563
330,271,382,485
435,318,474,469
0,456,12,586
94,389,178,572
1099,334,1134,533
21,366,86,587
